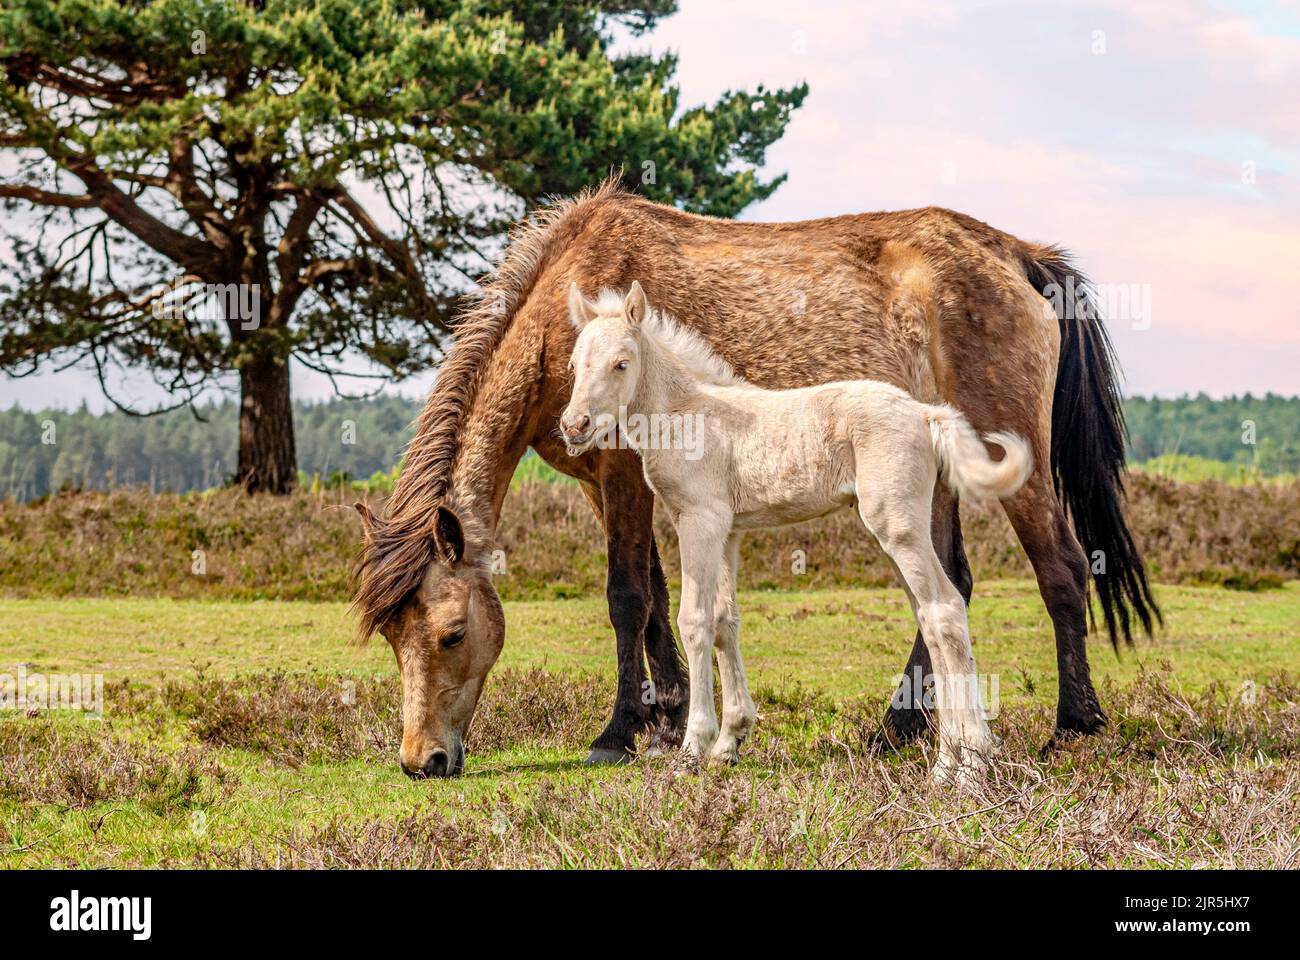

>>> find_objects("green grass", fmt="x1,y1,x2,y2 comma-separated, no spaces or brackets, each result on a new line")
509,450,577,488
1131,453,1298,485
3,580,1296,698
1,582,1298,868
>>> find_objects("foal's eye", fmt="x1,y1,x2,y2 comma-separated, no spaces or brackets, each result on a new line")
615,360,628,371
441,628,466,648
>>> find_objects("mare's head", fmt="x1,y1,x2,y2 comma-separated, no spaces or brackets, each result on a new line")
353,503,504,778
560,281,649,454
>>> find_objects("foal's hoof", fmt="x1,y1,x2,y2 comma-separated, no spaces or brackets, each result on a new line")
707,745,741,766
932,754,987,793
680,733,718,766
584,747,634,766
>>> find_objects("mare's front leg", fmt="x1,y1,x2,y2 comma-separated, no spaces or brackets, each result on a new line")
597,454,688,755
538,441,685,763
709,532,755,763
676,513,728,761
643,540,688,753
575,460,650,764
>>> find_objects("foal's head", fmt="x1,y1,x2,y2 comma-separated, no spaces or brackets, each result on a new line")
560,281,648,453
354,503,504,778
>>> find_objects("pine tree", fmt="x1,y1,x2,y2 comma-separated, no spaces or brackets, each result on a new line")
0,1,806,491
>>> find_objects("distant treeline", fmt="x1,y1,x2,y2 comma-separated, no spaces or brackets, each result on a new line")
0,395,418,500
0,392,1297,500
1125,394,1299,473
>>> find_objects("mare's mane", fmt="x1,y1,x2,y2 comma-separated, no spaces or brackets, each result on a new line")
352,179,628,639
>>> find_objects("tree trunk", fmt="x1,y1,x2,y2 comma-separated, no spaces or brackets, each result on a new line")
237,353,296,494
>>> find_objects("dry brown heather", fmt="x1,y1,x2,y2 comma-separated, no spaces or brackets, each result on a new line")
148,666,608,763
9,667,1288,868
0,475,1296,599
0,719,230,813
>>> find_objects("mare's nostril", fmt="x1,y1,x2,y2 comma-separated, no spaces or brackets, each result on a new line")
423,749,452,778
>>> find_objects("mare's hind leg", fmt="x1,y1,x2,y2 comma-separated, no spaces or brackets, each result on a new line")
934,284,1106,745
709,533,756,764
881,482,972,745
856,478,991,784
1001,471,1105,745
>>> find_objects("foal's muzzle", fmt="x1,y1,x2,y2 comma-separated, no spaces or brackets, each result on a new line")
559,411,592,447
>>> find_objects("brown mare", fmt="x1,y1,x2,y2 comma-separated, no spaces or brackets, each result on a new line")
353,180,1159,777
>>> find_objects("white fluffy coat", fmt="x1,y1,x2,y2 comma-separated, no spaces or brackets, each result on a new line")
562,283,1032,782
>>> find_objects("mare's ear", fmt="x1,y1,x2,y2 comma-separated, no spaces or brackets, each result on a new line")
432,506,466,565
568,282,598,331
354,501,378,541
623,280,647,328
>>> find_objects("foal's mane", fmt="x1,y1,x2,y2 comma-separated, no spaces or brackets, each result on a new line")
592,289,743,388
352,179,627,639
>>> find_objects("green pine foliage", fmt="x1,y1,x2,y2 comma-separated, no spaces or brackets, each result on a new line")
0,1,807,490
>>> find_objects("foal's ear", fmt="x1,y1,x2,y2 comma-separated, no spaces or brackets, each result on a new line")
624,280,648,328
432,506,466,565
568,282,598,331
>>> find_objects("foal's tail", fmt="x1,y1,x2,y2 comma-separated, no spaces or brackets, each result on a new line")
927,407,1033,504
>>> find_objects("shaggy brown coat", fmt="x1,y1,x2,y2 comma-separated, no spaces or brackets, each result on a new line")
355,180,1158,767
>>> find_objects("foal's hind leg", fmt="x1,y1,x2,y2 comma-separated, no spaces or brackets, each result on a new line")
709,533,756,764
857,482,991,784
881,482,972,746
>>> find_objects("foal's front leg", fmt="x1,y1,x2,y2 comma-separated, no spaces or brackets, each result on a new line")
676,515,728,761
710,532,756,764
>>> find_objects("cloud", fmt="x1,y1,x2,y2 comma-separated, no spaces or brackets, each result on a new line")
2,1,1296,405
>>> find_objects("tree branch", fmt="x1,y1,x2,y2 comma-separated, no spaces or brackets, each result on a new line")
326,185,443,329
0,183,95,208
64,157,219,278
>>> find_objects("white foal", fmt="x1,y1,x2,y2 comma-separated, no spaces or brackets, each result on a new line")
560,281,1032,783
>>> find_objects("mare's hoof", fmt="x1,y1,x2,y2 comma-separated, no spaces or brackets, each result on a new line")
646,727,685,755
875,713,935,751
1041,712,1107,755
584,747,633,766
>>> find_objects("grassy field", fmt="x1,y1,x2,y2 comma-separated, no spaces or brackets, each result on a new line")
2,581,1298,868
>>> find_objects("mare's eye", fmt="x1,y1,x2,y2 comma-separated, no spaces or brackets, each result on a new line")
441,628,466,648
615,360,628,371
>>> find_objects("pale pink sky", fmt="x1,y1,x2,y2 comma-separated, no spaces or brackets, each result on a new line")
2,0,1297,410
654,0,1300,399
